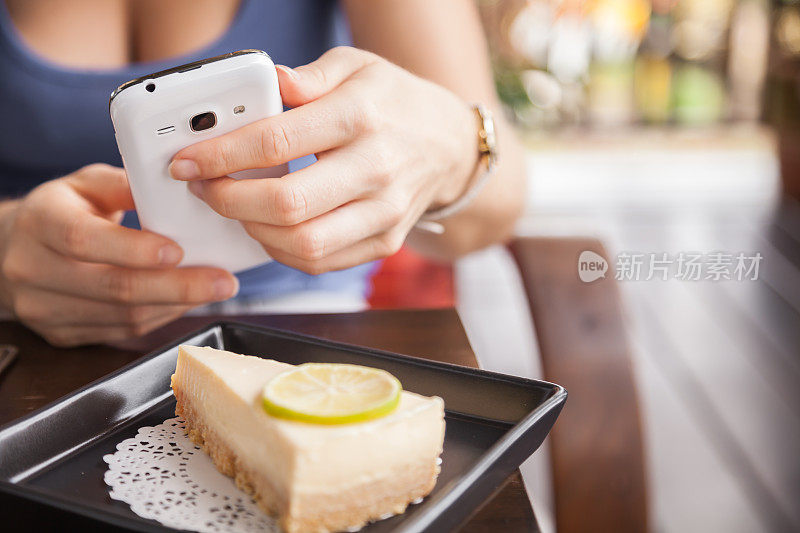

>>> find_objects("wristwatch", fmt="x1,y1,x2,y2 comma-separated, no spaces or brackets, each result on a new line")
475,103,498,173
418,104,498,226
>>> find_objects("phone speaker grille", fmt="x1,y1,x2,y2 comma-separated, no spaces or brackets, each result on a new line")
157,126,176,135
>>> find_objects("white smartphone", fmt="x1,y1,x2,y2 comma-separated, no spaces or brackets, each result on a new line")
110,50,286,273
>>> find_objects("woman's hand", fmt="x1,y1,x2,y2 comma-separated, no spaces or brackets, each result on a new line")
169,46,478,275
0,164,239,347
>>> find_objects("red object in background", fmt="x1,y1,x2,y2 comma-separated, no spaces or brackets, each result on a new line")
367,247,454,309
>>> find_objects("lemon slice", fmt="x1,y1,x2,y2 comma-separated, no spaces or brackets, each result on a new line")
262,363,402,424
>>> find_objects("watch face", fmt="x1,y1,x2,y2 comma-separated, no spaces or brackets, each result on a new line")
476,105,497,168
484,113,496,150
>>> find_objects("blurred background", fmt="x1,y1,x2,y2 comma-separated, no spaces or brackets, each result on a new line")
477,0,794,208
453,1,800,532
486,0,772,127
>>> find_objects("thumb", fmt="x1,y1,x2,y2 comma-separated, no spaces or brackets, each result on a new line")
67,163,135,214
276,46,377,108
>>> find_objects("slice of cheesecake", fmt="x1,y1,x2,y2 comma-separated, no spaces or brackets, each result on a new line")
171,345,445,533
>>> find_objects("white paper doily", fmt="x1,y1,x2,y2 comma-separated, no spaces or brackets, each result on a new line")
103,417,279,533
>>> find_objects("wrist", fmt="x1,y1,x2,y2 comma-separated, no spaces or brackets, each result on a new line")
430,103,481,209
423,104,498,223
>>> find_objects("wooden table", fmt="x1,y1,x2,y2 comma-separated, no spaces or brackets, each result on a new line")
0,308,539,532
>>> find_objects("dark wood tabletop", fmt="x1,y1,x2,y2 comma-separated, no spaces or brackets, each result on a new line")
0,308,538,532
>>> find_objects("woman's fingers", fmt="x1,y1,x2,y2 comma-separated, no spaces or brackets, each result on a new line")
67,163,136,213
4,242,238,305
187,147,385,225
22,165,183,268
260,230,404,276
13,286,190,328
169,89,365,181
76,263,239,305
34,203,184,268
253,183,431,275
241,197,404,261
35,309,188,348
169,48,381,182
276,47,378,107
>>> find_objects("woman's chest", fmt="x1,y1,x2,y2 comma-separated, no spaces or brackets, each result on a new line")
3,0,240,69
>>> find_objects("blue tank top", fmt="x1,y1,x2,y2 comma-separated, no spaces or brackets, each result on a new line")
0,0,376,300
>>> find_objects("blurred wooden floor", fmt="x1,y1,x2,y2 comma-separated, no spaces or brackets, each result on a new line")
515,197,800,532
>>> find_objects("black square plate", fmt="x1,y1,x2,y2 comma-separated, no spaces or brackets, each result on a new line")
0,321,566,532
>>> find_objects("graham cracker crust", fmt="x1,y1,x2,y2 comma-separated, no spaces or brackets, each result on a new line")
174,387,441,533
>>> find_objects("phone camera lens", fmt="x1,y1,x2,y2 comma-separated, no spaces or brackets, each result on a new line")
190,112,217,132
145,83,156,93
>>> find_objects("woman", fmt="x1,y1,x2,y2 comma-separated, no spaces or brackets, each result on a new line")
0,0,524,346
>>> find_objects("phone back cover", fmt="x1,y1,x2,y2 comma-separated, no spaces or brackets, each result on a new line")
110,52,287,273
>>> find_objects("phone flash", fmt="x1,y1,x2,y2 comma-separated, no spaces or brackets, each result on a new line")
233,105,245,114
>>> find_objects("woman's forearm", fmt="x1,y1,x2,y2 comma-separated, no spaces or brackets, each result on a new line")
344,0,526,261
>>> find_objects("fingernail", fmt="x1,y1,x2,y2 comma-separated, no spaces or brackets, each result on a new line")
276,65,298,79
158,244,183,265
169,159,200,180
187,180,204,198
213,276,238,300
